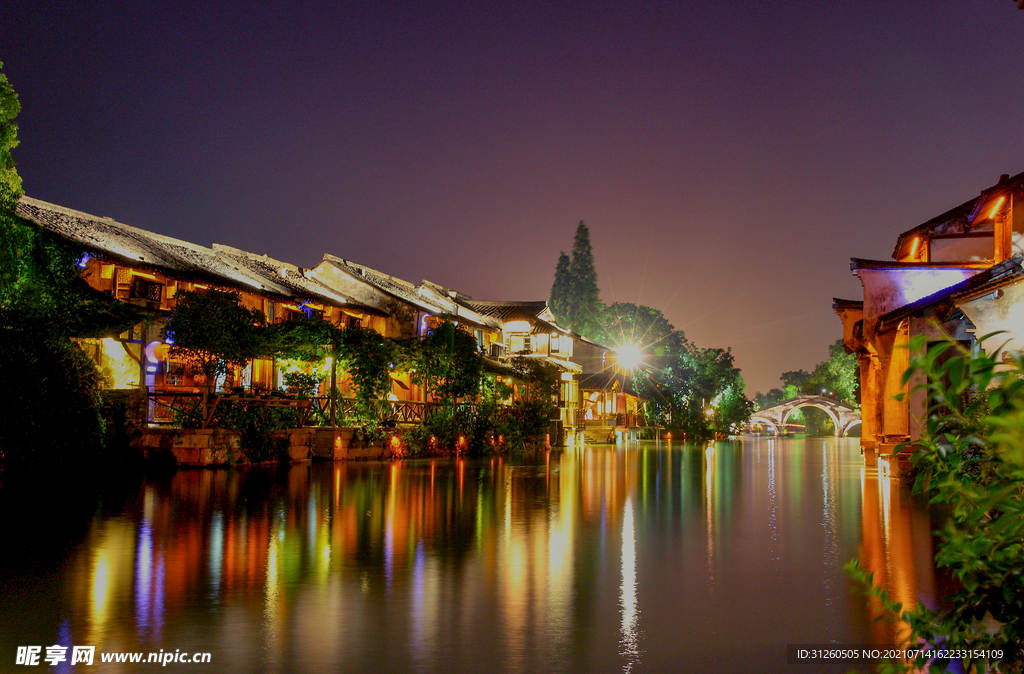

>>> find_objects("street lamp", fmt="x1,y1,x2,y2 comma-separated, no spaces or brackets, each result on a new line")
616,344,643,370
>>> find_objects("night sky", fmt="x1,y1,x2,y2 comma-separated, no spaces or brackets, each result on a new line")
3,1,1023,394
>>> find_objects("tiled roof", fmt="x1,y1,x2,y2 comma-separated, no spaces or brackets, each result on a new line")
321,254,447,314
419,280,474,303
17,196,289,296
850,258,988,271
417,280,501,329
463,300,550,323
213,245,381,315
578,369,637,395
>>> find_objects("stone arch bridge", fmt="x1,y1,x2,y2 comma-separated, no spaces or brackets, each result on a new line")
748,394,861,437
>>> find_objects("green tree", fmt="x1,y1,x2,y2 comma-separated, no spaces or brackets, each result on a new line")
268,316,345,423
754,388,785,408
549,251,571,326
0,64,139,469
564,221,603,340
805,339,858,406
0,62,22,230
602,303,678,357
760,341,858,409
337,326,396,433
780,369,810,398
636,340,752,440
164,289,267,415
405,321,483,403
847,334,1024,673
713,375,755,435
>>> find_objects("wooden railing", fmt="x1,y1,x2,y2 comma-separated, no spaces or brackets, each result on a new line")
150,393,570,429
148,392,312,428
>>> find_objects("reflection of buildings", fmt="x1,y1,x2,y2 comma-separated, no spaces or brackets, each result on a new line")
55,450,647,667
49,442,937,669
857,460,937,645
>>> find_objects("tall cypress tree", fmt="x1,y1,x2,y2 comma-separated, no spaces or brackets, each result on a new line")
567,221,603,340
549,251,571,326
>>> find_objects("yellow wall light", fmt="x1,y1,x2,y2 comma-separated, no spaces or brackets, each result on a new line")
989,196,1006,220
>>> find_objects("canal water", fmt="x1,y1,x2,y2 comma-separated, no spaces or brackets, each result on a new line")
0,438,938,673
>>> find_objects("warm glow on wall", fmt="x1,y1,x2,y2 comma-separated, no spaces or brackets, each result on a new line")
909,237,919,257
504,320,532,333
101,338,139,388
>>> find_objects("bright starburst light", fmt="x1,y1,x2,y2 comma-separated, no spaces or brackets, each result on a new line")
616,344,644,370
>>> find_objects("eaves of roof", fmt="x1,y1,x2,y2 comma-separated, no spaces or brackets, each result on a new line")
463,300,582,339
17,196,294,297
416,282,501,329
875,256,1023,333
321,253,447,314
832,298,863,313
851,258,990,272
463,300,549,322
891,169,1024,259
213,245,383,316
578,369,638,395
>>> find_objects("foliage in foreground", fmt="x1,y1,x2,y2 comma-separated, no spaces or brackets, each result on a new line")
847,334,1024,674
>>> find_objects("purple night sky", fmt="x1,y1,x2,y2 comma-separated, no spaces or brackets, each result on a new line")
3,1,1023,394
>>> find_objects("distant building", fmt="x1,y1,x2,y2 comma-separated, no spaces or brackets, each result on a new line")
834,171,1024,463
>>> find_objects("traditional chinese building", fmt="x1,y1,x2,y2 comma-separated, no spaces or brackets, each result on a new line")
17,194,657,443
834,171,1024,463
15,196,382,419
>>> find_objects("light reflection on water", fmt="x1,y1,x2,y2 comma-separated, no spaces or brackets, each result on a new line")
0,438,935,673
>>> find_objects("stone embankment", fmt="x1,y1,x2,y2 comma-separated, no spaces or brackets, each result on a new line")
139,427,390,466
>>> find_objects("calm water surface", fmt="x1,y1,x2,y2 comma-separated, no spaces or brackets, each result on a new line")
0,438,939,673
